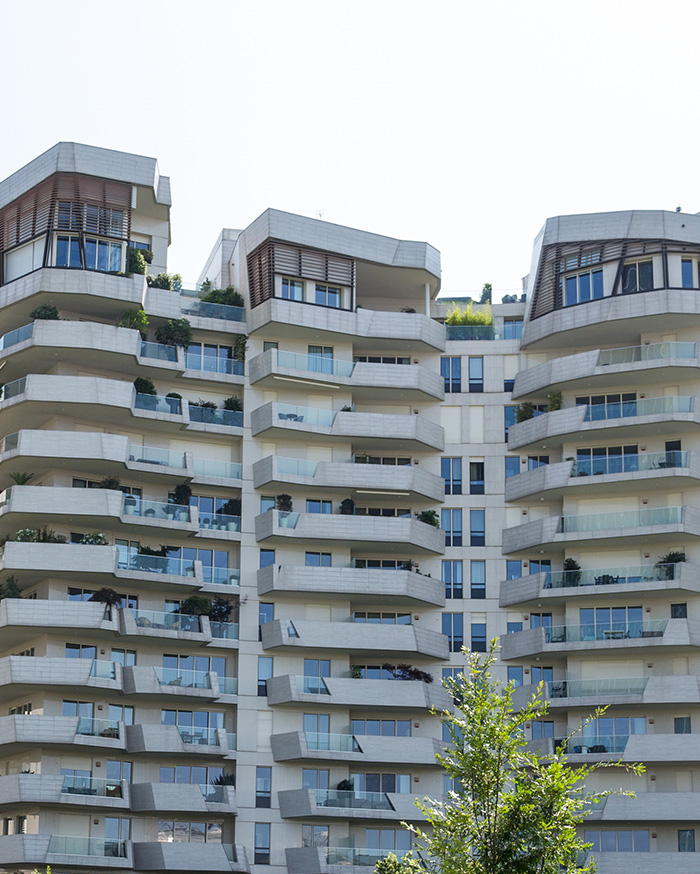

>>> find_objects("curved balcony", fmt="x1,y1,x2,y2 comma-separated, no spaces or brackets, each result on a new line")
286,845,400,873
253,455,444,502
506,452,695,502
499,561,696,608
502,506,698,554
252,401,444,452
278,788,422,822
249,348,444,401
122,666,237,701
132,840,250,873
513,341,700,399
130,781,236,814
0,773,128,809
500,617,697,661
0,714,125,754
257,565,445,607
255,510,445,554
521,287,700,352
271,730,443,766
248,297,445,351
266,674,449,710
260,618,448,659
507,396,695,452
512,674,700,711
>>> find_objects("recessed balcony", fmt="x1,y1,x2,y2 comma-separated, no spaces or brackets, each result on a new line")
502,506,697,554
248,298,445,351
257,565,445,607
260,618,449,659
271,730,443,766
499,561,697,608
249,348,444,401
506,452,695,503
130,781,236,814
255,511,445,554
278,788,423,821
499,617,699,660
252,455,444,502
507,396,695,452
251,401,444,452
266,674,449,710
0,773,128,809
513,341,700,399
132,840,250,873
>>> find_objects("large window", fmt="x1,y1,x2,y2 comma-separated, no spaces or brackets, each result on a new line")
442,560,463,599
503,318,523,339
471,622,487,652
315,284,341,308
622,260,653,293
254,823,271,864
470,510,485,546
442,613,463,651
441,357,461,393
585,830,649,853
468,357,484,392
681,259,695,289
255,766,272,807
505,457,520,479
441,509,463,546
469,461,484,494
470,561,486,599
157,821,222,843
575,445,637,476
281,278,303,300
563,269,603,306
441,457,462,495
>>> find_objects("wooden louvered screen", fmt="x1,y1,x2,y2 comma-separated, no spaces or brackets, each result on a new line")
0,172,132,254
247,240,355,309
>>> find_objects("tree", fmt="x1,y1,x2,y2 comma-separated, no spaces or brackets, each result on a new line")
375,643,642,874
479,282,492,304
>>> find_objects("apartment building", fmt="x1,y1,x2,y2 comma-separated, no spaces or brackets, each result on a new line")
0,142,695,874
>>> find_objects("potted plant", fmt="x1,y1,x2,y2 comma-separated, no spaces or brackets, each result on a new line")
123,495,138,515
80,532,107,545
201,285,244,308
276,494,293,527
562,557,581,587
170,483,192,521
339,498,355,516
155,318,193,348
547,391,563,412
223,396,242,412
350,665,363,679
98,475,122,491
134,377,158,410
29,303,59,321
417,509,440,528
218,497,241,530
165,392,182,414
8,472,33,485
656,551,686,580
179,594,212,632
0,576,22,600
117,308,149,338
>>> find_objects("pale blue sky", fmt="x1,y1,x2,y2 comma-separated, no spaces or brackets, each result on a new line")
2,0,699,295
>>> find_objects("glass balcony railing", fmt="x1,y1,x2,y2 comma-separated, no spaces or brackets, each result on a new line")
155,667,211,689
0,322,33,351
189,406,242,427
121,554,195,577
203,566,240,586
305,731,361,752
132,610,202,633
185,351,244,375
296,676,330,695
61,775,123,797
199,511,240,532
193,459,242,479
128,444,187,468
544,562,680,589
546,677,648,699
134,392,182,415
559,734,631,754
583,395,692,421
176,725,221,745
277,350,355,377
543,620,667,643
445,324,499,341
559,506,682,533
180,298,246,322
140,340,178,362
227,732,237,750
2,376,27,401
89,660,116,679
47,835,126,857
123,496,191,522
315,788,392,810
0,432,19,453
598,341,696,366
277,457,319,477
572,450,688,477
210,621,239,640
218,676,238,695
276,511,299,528
76,717,120,738
199,783,226,803
276,403,337,426
326,847,393,866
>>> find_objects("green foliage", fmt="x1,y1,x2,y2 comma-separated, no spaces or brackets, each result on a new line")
1,576,23,599
479,282,493,304
337,778,355,791
275,494,293,512
134,376,157,395
211,772,235,786
223,395,242,412
417,509,440,528
209,596,234,623
98,475,122,490
179,595,213,616
383,663,433,683
339,497,355,515
80,532,107,545
350,665,363,679
201,284,244,308
218,497,241,517
375,853,423,873
445,301,493,327
146,272,182,291
377,643,643,874
515,402,535,423
155,318,193,347
562,557,581,585
233,335,247,362
657,551,686,564
117,309,149,335
13,527,67,543
88,587,122,606
547,391,563,412
171,483,192,506
128,249,147,275
9,471,34,485
139,544,168,557
29,303,59,321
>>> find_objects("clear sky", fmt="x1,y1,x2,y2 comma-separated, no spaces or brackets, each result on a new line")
2,0,699,296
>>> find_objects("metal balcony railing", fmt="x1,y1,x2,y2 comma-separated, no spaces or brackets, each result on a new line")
180,298,245,322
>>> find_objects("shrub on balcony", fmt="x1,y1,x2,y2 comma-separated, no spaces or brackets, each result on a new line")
383,663,434,683
218,497,241,517
88,587,122,606
211,772,235,786
201,284,244,308
417,510,440,528
155,318,193,348
134,377,157,396
223,396,242,412
337,778,354,791
209,596,234,623
146,272,182,291
117,308,149,337
275,494,293,513
656,551,686,579
165,392,182,413
139,544,168,557
128,249,147,275
190,399,217,409
350,665,363,679
179,595,213,616
0,576,22,599
515,401,535,423
98,476,121,491
13,527,67,543
445,301,493,327
29,303,60,321
8,472,33,485
339,498,355,516
170,483,192,506
562,557,581,586
80,532,107,545
547,391,563,412
233,335,247,362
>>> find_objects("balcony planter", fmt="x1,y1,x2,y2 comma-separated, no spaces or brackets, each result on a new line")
165,392,182,414
123,496,137,515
